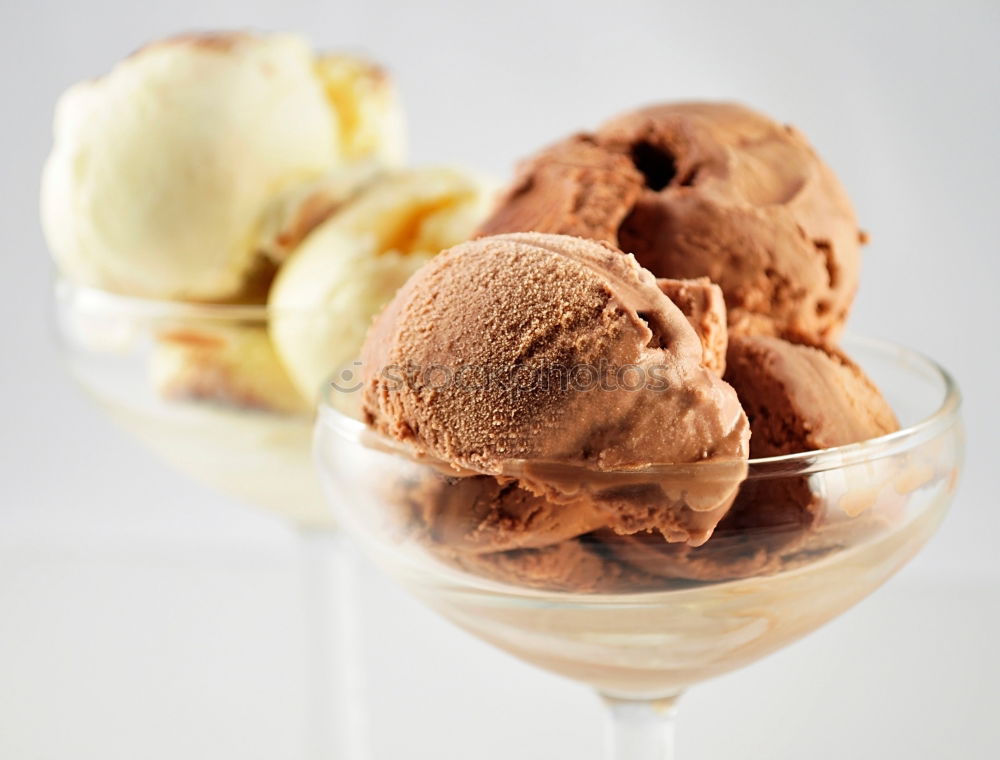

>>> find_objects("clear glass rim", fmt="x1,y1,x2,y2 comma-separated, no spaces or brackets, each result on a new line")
54,277,322,321
318,335,962,478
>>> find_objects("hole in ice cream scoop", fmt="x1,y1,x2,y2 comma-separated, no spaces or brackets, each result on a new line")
630,141,677,191
636,310,670,349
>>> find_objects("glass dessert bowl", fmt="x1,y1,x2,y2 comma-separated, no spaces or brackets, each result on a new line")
54,278,329,526
315,336,963,757
53,278,367,759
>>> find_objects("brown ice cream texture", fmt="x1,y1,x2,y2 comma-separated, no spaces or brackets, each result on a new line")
478,102,864,344
362,232,750,547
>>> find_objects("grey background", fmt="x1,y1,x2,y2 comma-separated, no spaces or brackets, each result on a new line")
2,1,998,758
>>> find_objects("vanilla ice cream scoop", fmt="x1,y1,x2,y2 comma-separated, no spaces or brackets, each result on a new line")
42,31,406,301
315,55,406,165
270,167,495,402
151,324,309,415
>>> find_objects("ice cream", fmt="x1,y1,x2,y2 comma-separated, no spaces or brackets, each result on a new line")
362,232,750,547
657,277,728,375
390,473,606,554
382,274,728,553
270,167,495,402
717,334,899,541
478,102,864,344
315,55,406,165
255,161,383,265
477,136,644,245
725,335,899,456
385,467,651,592
602,335,900,581
42,31,405,301
149,167,491,413
151,325,309,415
144,162,383,414
450,538,641,594
40,30,452,419
40,30,440,528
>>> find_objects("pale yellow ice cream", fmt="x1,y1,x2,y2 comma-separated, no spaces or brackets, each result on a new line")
145,162,380,414
270,167,495,402
254,161,383,269
315,55,406,165
150,324,309,415
42,31,405,301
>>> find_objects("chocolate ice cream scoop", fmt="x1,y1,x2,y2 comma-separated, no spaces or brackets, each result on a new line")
451,538,644,594
725,335,898,456
477,135,643,246
391,472,609,554
604,335,900,581
362,232,749,546
657,277,727,376
478,102,864,344
719,334,897,537
385,277,727,556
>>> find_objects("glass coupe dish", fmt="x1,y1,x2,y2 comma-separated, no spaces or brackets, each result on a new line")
54,279,366,760
315,337,963,759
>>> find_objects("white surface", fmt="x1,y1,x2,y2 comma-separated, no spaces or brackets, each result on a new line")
2,0,999,757
1,536,997,760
